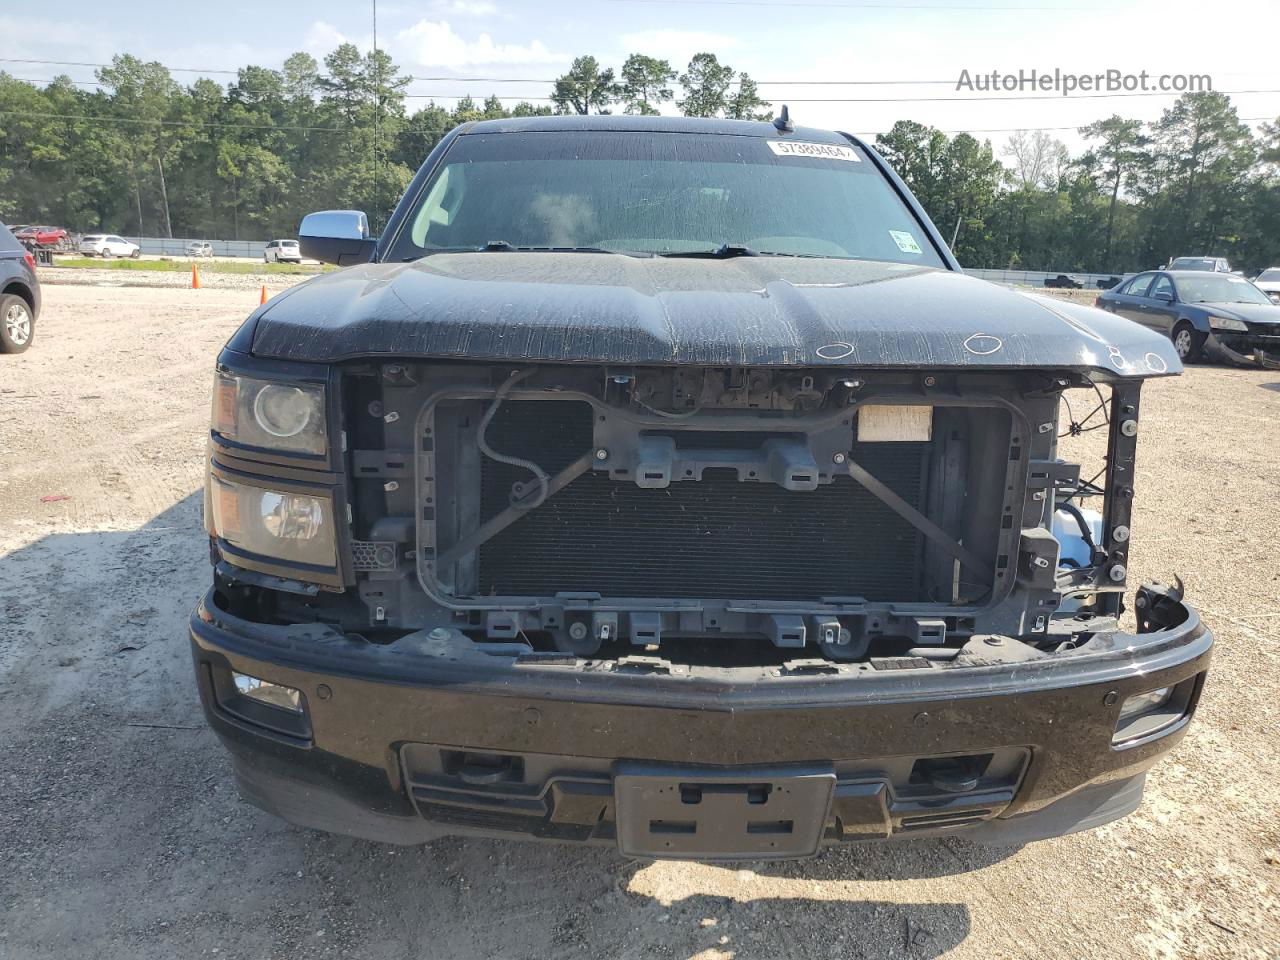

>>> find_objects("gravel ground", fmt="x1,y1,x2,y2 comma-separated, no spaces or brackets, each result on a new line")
1,282,1278,960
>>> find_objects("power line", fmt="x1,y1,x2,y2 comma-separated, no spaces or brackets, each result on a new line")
13,74,1280,105
7,57,1280,92
3,107,1273,137
0,109,347,132
1,59,956,85
0,57,240,75
0,57,956,85
393,88,1280,104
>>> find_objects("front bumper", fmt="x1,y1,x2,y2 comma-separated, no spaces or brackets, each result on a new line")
1206,331,1280,368
190,589,1211,857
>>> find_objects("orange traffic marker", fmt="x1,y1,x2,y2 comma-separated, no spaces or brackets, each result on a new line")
259,285,268,305
191,262,201,289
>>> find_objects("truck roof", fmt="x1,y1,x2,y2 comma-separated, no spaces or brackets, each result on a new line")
459,113,853,144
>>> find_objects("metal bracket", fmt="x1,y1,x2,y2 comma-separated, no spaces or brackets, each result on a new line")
436,450,595,570
843,459,991,583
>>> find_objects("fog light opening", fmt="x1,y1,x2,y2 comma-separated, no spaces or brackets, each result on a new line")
232,671,303,713
1112,678,1196,746
1117,686,1172,724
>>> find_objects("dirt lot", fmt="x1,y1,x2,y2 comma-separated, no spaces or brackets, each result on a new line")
1,282,1278,960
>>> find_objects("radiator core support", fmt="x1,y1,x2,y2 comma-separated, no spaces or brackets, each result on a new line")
408,366,1071,658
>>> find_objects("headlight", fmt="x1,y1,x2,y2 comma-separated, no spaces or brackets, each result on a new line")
1208,315,1248,332
212,371,326,454
207,474,337,568
1117,686,1172,724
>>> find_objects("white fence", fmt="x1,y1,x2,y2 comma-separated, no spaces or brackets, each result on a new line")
966,268,1126,289
119,236,274,258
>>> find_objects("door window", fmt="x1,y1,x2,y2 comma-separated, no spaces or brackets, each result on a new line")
1121,273,1154,297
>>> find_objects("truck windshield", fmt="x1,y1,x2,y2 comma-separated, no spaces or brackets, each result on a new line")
388,130,946,267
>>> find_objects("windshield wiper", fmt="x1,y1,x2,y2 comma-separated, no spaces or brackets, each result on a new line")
404,242,649,261
479,240,649,257
659,243,760,259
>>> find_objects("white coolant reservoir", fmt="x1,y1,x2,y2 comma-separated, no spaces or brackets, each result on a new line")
1052,505,1104,613
1052,506,1103,570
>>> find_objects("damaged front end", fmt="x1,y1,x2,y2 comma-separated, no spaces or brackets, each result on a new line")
192,350,1211,854
220,361,1157,666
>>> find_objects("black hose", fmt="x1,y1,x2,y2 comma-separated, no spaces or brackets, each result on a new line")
1057,500,1102,565
477,370,551,510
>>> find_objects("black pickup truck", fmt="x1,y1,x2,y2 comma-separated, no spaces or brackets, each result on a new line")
191,115,1210,860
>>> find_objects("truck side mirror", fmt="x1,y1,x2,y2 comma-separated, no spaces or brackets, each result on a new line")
299,210,377,266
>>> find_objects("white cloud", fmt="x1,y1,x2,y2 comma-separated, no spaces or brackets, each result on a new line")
431,0,499,15
393,19,565,68
305,21,350,54
616,30,740,68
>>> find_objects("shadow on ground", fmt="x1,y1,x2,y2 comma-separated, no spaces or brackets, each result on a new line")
0,495,999,960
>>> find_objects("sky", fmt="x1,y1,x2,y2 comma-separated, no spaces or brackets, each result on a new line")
4,0,1279,156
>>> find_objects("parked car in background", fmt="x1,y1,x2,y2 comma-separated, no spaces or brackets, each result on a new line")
1166,256,1232,273
1095,269,1280,366
1251,267,1280,303
14,225,71,251
186,241,214,258
1096,275,1123,290
80,234,140,259
1043,273,1084,289
263,239,302,263
0,223,41,353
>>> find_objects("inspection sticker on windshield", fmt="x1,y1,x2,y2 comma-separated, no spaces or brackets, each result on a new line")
767,140,860,161
889,230,923,254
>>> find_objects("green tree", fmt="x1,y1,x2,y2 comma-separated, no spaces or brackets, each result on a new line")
617,54,676,115
551,56,614,115
95,54,186,236
678,53,734,118
315,43,412,229
1078,116,1145,267
1138,92,1255,263
725,73,771,121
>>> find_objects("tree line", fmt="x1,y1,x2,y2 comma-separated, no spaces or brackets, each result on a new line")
1,45,1278,272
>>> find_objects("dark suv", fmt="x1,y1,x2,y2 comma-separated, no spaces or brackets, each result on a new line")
190,116,1211,860
0,223,41,353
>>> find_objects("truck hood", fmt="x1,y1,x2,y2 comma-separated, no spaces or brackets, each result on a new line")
249,253,1181,377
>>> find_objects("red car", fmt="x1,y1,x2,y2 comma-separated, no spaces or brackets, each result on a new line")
14,225,69,250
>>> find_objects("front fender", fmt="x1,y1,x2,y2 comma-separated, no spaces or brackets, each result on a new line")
1182,310,1212,334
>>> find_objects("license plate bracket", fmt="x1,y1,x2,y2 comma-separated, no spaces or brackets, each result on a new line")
614,764,836,860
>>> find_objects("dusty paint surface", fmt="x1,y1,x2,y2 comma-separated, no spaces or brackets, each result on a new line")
247,253,1182,379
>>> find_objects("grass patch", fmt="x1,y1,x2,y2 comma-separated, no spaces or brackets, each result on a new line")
52,256,331,275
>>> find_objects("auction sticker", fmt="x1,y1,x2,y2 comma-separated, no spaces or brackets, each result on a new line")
889,230,923,254
767,140,861,161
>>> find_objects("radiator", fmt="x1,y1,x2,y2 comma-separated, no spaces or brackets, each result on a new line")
476,399,927,602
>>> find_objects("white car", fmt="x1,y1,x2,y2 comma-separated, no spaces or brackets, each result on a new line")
1253,267,1280,304
81,234,140,259
264,239,303,263
186,241,214,258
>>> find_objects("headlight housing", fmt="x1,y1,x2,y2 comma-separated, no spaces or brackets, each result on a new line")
1208,315,1248,333
207,474,337,568
212,371,327,455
